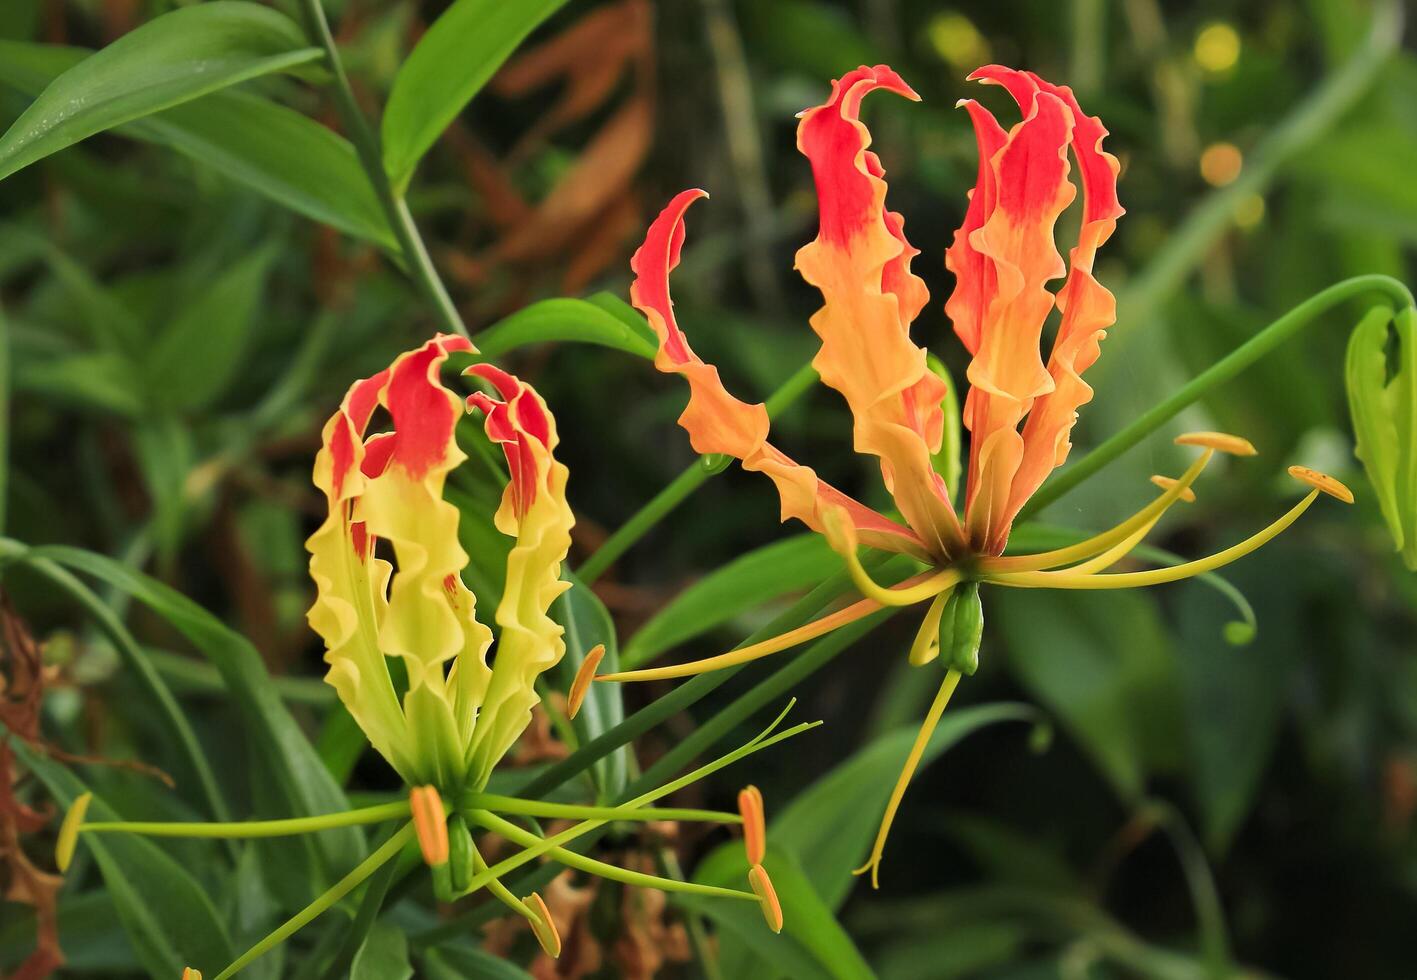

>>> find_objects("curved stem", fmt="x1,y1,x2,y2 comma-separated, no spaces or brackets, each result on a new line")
1022,276,1415,520
577,361,818,585
461,793,739,824
80,801,410,839
296,0,468,339
213,822,414,980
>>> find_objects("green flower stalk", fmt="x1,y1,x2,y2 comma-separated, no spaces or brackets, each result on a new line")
54,336,798,978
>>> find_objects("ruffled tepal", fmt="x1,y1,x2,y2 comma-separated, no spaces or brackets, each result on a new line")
587,64,1354,886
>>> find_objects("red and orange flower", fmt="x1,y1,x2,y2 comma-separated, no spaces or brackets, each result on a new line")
586,64,1352,884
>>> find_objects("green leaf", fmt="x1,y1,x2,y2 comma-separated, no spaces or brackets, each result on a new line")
472,296,658,361
689,848,876,980
0,42,393,246
381,0,570,188
552,572,628,797
350,921,413,980
996,589,1184,802
147,246,275,413
623,534,842,669
0,3,321,181
27,545,365,880
4,734,234,977
1346,304,1417,569
421,944,534,980
771,703,1041,909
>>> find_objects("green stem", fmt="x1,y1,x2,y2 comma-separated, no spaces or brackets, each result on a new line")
1142,801,1232,977
296,0,468,339
0,303,9,538
577,361,818,584
471,810,757,903
213,822,414,980
81,801,410,839
462,792,739,824
1022,275,1416,520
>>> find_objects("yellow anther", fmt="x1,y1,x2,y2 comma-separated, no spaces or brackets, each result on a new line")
748,864,783,934
182,969,203,980
409,786,449,866
567,643,605,720
1288,465,1354,503
524,891,562,957
1175,431,1257,456
1150,475,1197,503
56,792,92,873
738,785,766,865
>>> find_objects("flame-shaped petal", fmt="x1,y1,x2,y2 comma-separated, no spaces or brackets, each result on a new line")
795,65,964,558
463,364,575,788
632,188,930,559
946,66,1121,554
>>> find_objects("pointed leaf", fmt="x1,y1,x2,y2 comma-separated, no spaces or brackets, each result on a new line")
472,296,658,360
0,3,320,181
382,0,570,188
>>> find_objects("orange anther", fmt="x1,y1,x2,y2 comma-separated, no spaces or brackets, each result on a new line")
1150,475,1197,503
567,644,606,720
1174,431,1257,456
409,786,449,866
738,786,766,865
524,891,562,957
1287,465,1354,503
748,864,783,933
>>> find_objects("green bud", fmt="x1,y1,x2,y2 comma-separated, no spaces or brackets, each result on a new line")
447,814,474,893
1346,304,1417,570
938,581,983,676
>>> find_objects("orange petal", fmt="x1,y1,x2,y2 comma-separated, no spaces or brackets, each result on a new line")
795,66,965,558
632,189,930,560
947,67,1123,555
738,785,766,865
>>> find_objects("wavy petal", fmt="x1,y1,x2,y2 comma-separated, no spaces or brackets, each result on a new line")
632,188,929,559
463,365,575,788
945,69,1079,553
794,65,964,558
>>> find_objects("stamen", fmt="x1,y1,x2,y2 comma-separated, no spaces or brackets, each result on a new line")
1150,475,1196,503
1062,517,1160,576
908,590,950,666
981,450,1213,574
1175,431,1257,455
854,669,963,889
567,643,605,719
524,892,562,958
824,505,960,606
1288,465,1354,503
749,864,783,933
461,792,740,825
410,786,449,866
183,970,202,980
988,490,1322,590
56,792,92,872
738,786,766,865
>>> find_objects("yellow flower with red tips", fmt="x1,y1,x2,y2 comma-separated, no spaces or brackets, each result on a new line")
58,337,804,979
587,63,1354,886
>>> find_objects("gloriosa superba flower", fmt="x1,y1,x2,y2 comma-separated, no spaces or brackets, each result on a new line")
582,63,1355,885
55,336,793,979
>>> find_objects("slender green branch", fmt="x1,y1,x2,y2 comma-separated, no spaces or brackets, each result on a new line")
0,303,9,538
462,792,739,824
80,801,409,839
213,823,414,980
1143,801,1232,977
1022,275,1416,520
472,809,756,902
578,361,818,584
296,0,468,339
